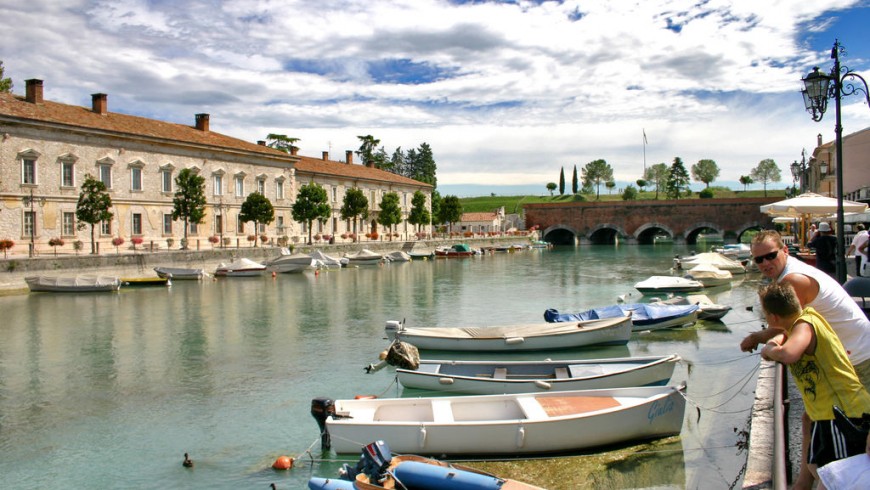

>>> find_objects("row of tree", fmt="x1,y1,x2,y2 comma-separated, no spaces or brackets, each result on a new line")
549,157,783,199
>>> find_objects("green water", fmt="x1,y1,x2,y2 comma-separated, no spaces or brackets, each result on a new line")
0,246,764,489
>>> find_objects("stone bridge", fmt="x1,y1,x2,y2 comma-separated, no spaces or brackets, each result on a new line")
524,197,779,245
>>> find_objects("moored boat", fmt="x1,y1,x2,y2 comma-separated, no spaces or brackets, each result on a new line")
264,249,316,273
634,276,704,294
385,316,632,352
121,276,171,287
683,264,732,287
153,266,206,280
434,243,475,257
396,354,681,394
544,303,698,332
653,294,732,321
214,258,267,277
25,275,121,292
310,249,344,268
344,249,385,265
310,384,687,456
674,252,746,274
385,250,412,262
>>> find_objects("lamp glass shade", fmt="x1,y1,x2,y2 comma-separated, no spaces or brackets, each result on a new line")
802,67,831,100
790,162,800,179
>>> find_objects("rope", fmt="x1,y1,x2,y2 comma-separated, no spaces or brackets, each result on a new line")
681,361,761,413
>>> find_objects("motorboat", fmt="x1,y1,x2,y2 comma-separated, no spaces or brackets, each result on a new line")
344,249,384,265
408,249,435,259
683,264,732,287
264,248,316,273
544,303,698,332
214,258,267,277
713,243,751,260
384,316,632,352
434,243,475,257
634,276,705,294
25,275,121,292
653,294,732,321
153,266,206,280
674,252,746,274
310,250,344,268
310,384,687,455
395,354,681,395
385,250,412,262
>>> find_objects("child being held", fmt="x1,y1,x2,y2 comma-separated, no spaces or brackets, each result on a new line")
758,282,870,482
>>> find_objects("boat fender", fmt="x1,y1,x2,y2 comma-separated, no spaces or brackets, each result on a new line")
534,380,551,390
504,337,524,344
354,394,377,399
438,378,454,385
418,426,427,448
516,426,525,447
272,455,294,470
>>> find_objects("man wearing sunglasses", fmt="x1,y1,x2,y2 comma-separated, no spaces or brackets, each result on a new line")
741,229,870,490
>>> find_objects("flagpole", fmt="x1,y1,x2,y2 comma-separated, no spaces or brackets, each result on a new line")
642,129,647,173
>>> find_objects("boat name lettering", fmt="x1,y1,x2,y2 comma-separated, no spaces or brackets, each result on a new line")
647,397,674,423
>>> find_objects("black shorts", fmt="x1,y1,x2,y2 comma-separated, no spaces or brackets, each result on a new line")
809,419,867,467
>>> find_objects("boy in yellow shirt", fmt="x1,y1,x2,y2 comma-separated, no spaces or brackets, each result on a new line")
759,282,870,482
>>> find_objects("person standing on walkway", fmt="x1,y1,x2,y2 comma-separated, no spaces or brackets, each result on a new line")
758,282,870,482
847,223,868,277
808,222,837,277
740,230,870,490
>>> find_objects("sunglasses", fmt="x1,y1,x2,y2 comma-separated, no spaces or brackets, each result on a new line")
753,250,780,264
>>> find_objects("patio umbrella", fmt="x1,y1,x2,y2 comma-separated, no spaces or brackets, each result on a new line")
760,193,868,248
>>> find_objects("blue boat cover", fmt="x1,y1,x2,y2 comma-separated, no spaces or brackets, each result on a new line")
544,303,698,326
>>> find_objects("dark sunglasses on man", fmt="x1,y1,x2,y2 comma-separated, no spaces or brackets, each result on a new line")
753,250,780,264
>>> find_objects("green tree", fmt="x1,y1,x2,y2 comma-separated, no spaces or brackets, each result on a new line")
665,157,690,199
430,190,442,228
377,192,403,240
76,174,113,254
750,159,781,197
438,195,463,233
171,168,206,249
546,182,557,196
390,147,406,176
373,146,389,170
636,179,648,193
644,163,669,200
571,165,579,194
292,183,331,244
558,167,565,196
407,191,431,234
239,192,275,246
739,175,754,192
622,184,638,201
340,187,369,241
581,159,614,200
691,159,720,188
606,181,616,194
356,135,382,167
410,143,437,187
0,61,12,93
265,133,300,153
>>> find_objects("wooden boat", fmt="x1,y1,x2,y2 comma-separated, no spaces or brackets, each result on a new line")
385,251,412,262
683,264,732,287
654,294,732,321
214,258,267,277
308,440,544,490
153,266,205,280
264,249,316,273
543,303,698,332
310,384,687,455
634,276,704,294
25,275,121,292
434,243,475,258
344,249,385,265
396,354,681,395
121,276,170,287
384,316,632,352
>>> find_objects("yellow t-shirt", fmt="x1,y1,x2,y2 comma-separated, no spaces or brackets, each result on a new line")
788,307,870,421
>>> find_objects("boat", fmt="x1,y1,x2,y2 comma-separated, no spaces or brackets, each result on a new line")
25,275,121,292
634,276,705,294
712,243,751,260
408,249,435,259
543,303,698,332
396,354,681,395
529,240,551,249
683,264,733,287
385,250,412,262
214,258,267,277
264,248,316,273
310,384,687,455
310,250,344,269
384,316,632,352
674,252,746,274
153,266,206,280
309,440,544,490
653,294,732,321
121,276,171,287
344,249,385,265
434,243,475,258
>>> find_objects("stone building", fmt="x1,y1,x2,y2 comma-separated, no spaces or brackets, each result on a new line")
0,79,432,255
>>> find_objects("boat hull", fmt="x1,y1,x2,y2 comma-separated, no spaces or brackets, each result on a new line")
25,275,121,292
153,267,204,280
324,385,686,456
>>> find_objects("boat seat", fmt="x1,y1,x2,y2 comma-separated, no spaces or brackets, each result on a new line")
515,396,548,420
568,365,605,378
430,400,454,423
554,367,569,379
493,367,508,379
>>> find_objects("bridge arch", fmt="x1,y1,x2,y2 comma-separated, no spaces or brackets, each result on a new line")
588,223,628,245
542,224,579,246
634,223,675,245
684,222,723,244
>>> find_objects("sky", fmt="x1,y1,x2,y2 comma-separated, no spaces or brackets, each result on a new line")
2,0,870,197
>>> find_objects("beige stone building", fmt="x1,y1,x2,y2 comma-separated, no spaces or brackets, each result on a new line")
0,79,432,255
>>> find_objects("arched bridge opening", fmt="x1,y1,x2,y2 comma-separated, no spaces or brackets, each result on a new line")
635,224,673,245
589,225,620,245
543,228,576,246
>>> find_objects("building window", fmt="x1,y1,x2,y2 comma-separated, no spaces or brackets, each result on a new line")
258,222,266,234
235,176,245,197
332,186,338,202
99,164,112,189
61,162,75,187
276,180,284,199
132,213,142,235
62,212,75,236
236,216,244,233
101,220,111,236
162,170,173,193
163,214,173,235
131,167,143,191
189,221,198,235
257,179,265,194
22,158,36,184
276,216,284,234
23,211,35,237
213,174,223,196
215,214,223,234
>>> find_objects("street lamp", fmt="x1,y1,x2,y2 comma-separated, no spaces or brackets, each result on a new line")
213,197,227,248
789,148,807,194
801,39,870,284
21,189,47,257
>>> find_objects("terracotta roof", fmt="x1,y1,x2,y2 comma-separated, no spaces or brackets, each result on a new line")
461,212,498,222
0,91,292,160
294,155,433,188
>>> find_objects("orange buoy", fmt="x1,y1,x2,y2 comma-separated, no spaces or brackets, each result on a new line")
272,455,294,470
315,270,320,276
354,394,377,400
272,271,277,278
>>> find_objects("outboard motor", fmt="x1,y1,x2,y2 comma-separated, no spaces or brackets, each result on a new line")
310,397,335,450
360,440,392,482
384,320,403,340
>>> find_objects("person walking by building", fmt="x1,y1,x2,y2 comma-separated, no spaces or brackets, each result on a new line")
847,223,868,277
808,222,837,277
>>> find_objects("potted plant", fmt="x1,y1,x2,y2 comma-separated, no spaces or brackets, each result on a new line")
247,234,257,246
131,236,143,250
208,235,220,248
180,237,188,249
277,235,289,247
48,237,65,256
222,237,232,247
166,237,175,249
341,233,349,240
112,237,125,254
0,239,14,258
370,231,379,240
73,240,83,255
314,233,322,242
259,234,268,245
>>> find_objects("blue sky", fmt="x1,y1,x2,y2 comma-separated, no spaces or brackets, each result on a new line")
2,0,870,197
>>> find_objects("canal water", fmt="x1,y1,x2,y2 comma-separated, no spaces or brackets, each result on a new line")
0,245,766,489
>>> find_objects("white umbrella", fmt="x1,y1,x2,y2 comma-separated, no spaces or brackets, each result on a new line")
759,192,867,217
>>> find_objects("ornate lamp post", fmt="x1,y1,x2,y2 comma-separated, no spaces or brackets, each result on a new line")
789,148,807,195
801,39,870,283
213,197,227,248
21,189,47,257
